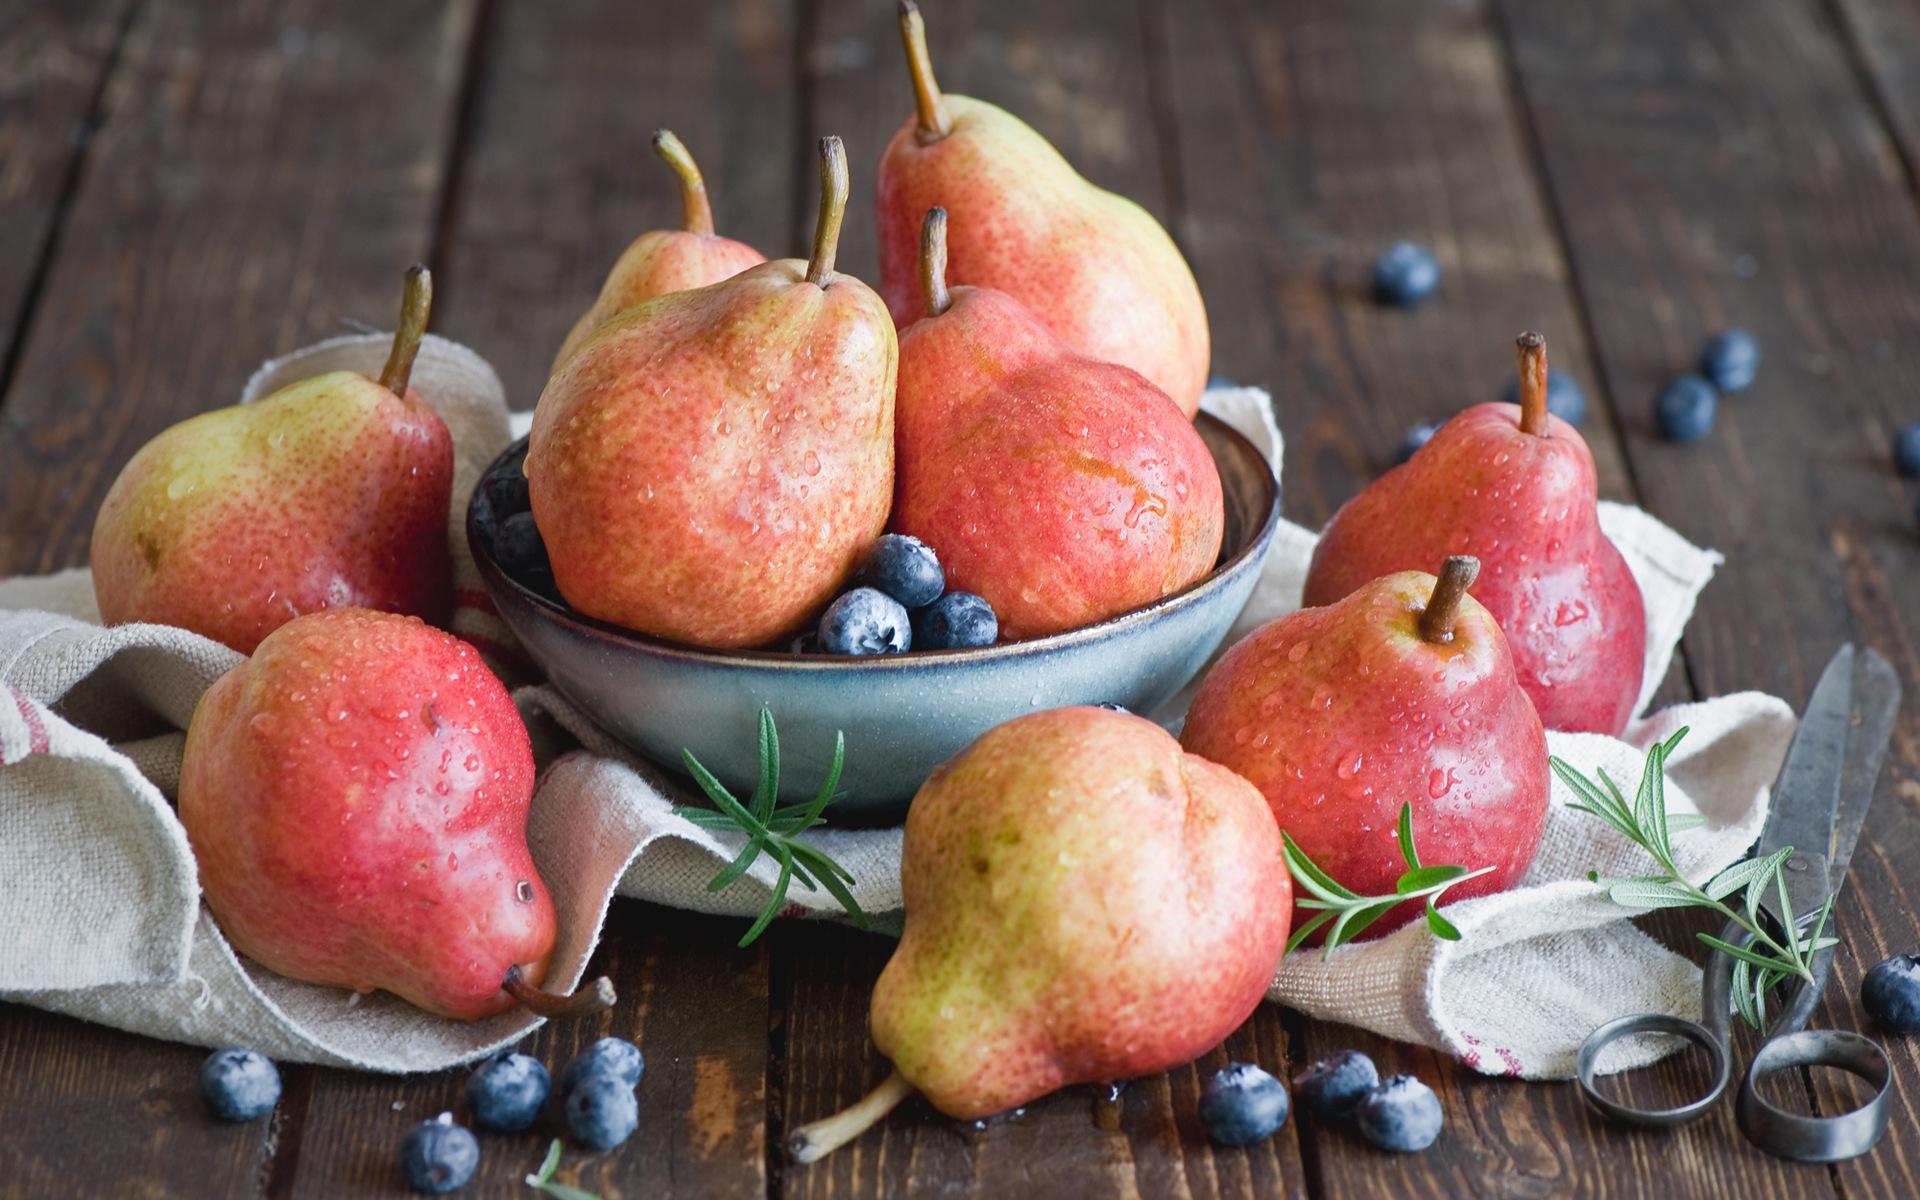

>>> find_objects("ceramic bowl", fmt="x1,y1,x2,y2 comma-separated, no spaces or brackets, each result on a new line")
470,413,1280,824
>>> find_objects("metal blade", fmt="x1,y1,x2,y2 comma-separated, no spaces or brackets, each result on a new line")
1754,646,1858,924
1827,646,1900,885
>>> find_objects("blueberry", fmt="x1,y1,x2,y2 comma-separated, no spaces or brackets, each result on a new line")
1095,702,1132,714
566,1072,640,1151
1354,1075,1443,1152
1862,954,1920,1036
558,1037,644,1097
465,1049,550,1132
400,1112,480,1194
912,591,997,650
1655,375,1717,443
1503,369,1588,426
863,534,945,608
495,511,551,577
1395,422,1440,465
199,1047,281,1121
1894,422,1920,477
1198,1062,1290,1146
1699,328,1760,392
1292,1048,1379,1120
819,587,911,655
1372,242,1441,307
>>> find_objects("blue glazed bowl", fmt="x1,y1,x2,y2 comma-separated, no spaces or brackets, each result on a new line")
470,413,1280,824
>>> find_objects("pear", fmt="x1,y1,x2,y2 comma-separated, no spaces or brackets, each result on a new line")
1183,557,1550,940
1302,333,1647,735
551,130,767,374
876,2,1209,417
527,137,896,649
790,707,1289,1160
179,608,613,1021
892,207,1223,639
91,266,454,654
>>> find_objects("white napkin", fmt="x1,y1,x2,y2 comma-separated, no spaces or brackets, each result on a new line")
0,361,1783,1079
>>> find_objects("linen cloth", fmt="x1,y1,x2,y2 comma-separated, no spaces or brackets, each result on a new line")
0,341,1787,1078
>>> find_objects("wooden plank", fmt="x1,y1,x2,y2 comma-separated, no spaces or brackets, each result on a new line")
1499,0,1920,1193
776,920,1310,1200
282,902,770,1198
1830,0,1920,193
0,1002,279,1199
428,0,800,410
1151,0,1634,524
0,0,479,576
0,0,132,379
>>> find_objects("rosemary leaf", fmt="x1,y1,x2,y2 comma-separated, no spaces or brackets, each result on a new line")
1282,802,1493,960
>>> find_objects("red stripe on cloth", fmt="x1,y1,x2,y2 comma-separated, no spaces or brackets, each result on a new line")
454,589,498,616
10,689,50,756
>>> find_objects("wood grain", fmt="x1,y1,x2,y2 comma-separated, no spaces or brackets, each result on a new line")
0,0,131,385
279,902,770,1198
0,0,478,577
427,0,800,411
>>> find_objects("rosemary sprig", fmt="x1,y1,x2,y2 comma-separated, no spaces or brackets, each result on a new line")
1283,802,1495,959
672,707,867,947
525,1138,603,1200
1551,726,1839,1029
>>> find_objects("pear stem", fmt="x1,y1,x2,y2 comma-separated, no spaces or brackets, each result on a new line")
898,1,952,142
1515,331,1550,437
501,964,617,1019
1418,556,1481,644
920,206,952,317
377,264,432,398
788,1068,915,1164
808,136,850,288
652,130,716,237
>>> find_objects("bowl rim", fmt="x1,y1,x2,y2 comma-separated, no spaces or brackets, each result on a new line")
469,410,1281,672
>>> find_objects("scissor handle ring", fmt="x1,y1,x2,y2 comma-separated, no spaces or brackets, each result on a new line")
1575,1013,1731,1128
1736,1030,1891,1162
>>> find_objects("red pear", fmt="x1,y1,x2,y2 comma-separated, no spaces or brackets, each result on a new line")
875,2,1209,417
892,208,1223,639
1302,333,1646,735
179,608,611,1021
790,707,1288,1160
551,130,767,374
528,137,896,649
1183,558,1549,940
92,267,453,654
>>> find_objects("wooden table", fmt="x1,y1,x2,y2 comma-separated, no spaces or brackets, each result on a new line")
5,0,1920,1195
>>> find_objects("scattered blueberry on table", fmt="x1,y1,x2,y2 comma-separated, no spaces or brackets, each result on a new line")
1372,242,1441,307
1198,1062,1290,1146
1862,954,1920,1036
1503,369,1588,425
1699,328,1760,392
401,1112,481,1194
863,533,946,608
465,1049,550,1132
1395,421,1441,465
199,1047,281,1121
819,587,912,654
1292,1048,1380,1121
1354,1074,1443,1152
565,1072,641,1151
913,591,998,649
1894,421,1920,477
558,1037,645,1095
1655,375,1717,443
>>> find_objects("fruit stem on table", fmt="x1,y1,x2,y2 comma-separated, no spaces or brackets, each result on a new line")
899,1,953,142
808,136,850,288
501,964,618,1018
921,206,952,317
1515,330,1550,437
377,264,432,398
788,1068,915,1164
1417,555,1480,644
651,129,715,236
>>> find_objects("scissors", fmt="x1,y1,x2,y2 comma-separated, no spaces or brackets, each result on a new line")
1575,644,1901,1163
